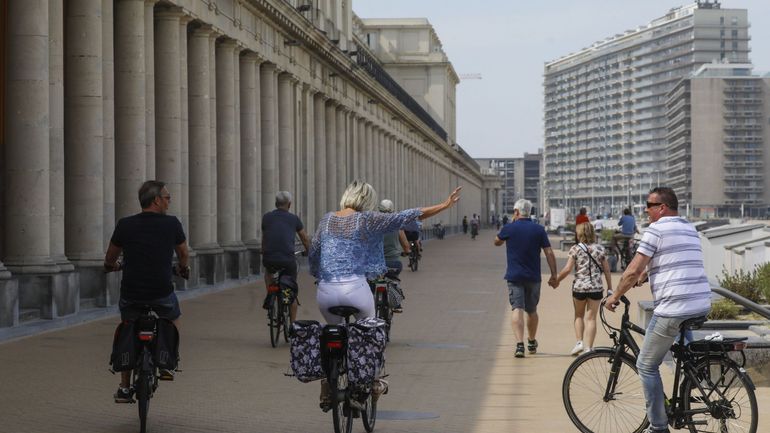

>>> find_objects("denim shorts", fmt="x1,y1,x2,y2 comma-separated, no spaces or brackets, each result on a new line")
119,292,181,321
507,280,541,313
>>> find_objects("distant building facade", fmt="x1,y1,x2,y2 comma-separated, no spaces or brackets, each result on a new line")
666,64,770,218
476,151,542,217
543,1,750,217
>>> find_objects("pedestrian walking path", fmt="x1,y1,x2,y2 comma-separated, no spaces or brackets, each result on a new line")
0,229,768,432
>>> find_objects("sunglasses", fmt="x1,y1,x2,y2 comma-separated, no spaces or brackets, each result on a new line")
646,202,664,209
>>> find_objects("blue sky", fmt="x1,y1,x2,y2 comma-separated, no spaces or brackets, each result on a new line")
354,1,770,158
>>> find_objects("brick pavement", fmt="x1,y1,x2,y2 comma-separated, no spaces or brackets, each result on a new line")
1,229,768,433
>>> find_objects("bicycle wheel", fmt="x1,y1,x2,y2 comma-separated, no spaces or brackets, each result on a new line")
562,348,648,433
682,356,757,433
375,291,392,341
281,301,291,343
362,391,377,432
329,358,353,433
136,350,153,433
268,294,280,348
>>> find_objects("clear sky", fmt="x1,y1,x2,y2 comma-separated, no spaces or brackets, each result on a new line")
353,1,770,158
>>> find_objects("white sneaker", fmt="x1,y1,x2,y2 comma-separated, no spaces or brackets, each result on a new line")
583,347,592,354
570,341,584,356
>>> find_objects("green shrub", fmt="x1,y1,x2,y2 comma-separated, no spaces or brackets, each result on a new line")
754,262,770,303
600,229,615,243
709,299,741,320
717,267,764,303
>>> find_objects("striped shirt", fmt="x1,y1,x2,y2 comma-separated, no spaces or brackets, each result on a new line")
636,216,711,317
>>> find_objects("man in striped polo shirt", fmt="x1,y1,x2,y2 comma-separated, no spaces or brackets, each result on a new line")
605,187,711,433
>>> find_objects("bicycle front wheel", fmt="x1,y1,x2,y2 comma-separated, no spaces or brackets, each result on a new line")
562,348,648,433
682,356,757,433
268,295,281,347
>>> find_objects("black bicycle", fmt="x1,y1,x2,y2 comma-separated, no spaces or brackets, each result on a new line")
131,306,162,433
321,306,378,433
408,241,420,272
371,270,400,341
562,295,758,433
266,253,301,347
620,237,638,271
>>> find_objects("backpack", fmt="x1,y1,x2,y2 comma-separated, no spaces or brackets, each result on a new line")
110,321,138,372
575,243,604,289
346,318,388,393
153,318,180,370
289,320,325,382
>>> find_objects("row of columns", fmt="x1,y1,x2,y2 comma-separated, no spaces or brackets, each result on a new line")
1,0,463,326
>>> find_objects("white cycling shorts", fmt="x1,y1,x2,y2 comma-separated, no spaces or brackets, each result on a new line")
316,275,375,324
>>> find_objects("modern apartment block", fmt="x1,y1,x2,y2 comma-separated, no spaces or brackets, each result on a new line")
666,64,770,218
543,1,750,217
476,151,542,216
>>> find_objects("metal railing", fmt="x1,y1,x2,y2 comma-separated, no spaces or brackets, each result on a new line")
352,41,448,142
711,286,770,320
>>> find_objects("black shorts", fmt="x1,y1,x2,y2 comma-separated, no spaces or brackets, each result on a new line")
404,231,420,242
264,260,298,279
119,292,181,321
572,291,603,301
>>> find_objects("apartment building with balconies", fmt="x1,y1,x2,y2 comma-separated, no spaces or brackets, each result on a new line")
542,1,750,217
666,63,770,218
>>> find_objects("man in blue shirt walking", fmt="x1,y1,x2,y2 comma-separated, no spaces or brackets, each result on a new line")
494,199,558,358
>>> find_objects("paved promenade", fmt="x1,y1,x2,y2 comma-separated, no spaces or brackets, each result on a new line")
1,229,768,433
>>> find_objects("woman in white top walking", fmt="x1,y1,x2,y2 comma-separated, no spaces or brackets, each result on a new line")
553,222,612,355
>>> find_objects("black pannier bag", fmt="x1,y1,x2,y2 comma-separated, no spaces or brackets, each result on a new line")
279,274,299,304
153,318,180,370
289,320,324,382
110,321,137,372
347,317,387,393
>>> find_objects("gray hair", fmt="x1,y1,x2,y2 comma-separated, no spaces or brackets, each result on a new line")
340,180,377,211
378,199,394,213
138,180,166,209
513,199,533,218
275,191,292,208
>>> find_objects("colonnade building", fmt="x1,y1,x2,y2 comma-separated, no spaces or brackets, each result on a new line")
542,1,750,217
0,0,491,330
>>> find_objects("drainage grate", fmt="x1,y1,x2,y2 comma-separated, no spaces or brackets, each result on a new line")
376,410,440,420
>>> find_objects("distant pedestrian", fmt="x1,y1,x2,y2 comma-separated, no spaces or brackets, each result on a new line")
553,222,612,355
576,207,589,225
494,199,557,358
470,214,479,240
496,216,501,231
502,215,509,226
462,216,469,235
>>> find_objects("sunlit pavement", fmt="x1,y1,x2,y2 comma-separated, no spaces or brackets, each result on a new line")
1,229,768,432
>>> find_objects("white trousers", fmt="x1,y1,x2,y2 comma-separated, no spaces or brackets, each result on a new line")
316,275,375,324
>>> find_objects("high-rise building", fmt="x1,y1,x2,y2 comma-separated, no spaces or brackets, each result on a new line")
476,150,542,216
543,1,750,217
666,64,770,218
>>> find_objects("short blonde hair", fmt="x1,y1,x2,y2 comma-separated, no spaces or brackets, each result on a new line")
576,222,595,244
340,180,377,211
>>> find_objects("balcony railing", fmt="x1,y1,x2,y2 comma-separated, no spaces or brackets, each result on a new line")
353,41,447,141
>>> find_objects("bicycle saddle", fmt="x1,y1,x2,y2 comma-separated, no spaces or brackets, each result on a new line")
680,316,708,331
328,306,359,318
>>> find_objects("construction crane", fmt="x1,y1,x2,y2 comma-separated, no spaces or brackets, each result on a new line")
459,73,482,80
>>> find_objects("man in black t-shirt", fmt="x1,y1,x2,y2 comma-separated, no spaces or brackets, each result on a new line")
104,180,189,403
261,191,310,322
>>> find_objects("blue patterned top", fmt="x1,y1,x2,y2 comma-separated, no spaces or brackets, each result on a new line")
309,208,422,281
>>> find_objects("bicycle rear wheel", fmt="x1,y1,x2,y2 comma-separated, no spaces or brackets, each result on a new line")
329,358,353,433
682,356,757,433
281,301,291,343
362,392,377,432
136,350,153,433
268,295,280,347
562,348,648,433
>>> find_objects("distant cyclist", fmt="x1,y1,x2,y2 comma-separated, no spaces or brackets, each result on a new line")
611,208,639,257
104,180,190,403
261,191,311,323
379,199,411,312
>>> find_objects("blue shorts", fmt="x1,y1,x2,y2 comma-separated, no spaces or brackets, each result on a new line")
507,281,541,313
119,292,181,321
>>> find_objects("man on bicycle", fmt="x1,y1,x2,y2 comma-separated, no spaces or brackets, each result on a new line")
611,208,638,258
261,191,311,322
379,199,410,312
606,187,711,433
104,180,190,403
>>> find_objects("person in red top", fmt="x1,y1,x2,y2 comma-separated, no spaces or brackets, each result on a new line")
575,207,589,225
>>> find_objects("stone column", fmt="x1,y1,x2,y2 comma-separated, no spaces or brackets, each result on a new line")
302,86,316,233
102,0,117,282
260,63,277,219
208,32,218,253
373,127,382,193
239,52,260,273
65,0,106,306
115,0,147,219
49,0,66,274
188,26,222,285
179,15,193,255
144,0,158,178
278,73,295,195
313,94,327,214
365,122,373,185
216,39,246,279
325,101,338,211
5,0,79,320
357,118,366,181
336,107,347,194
